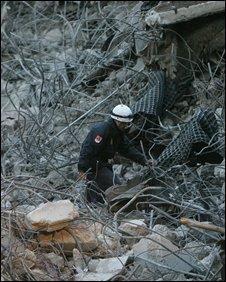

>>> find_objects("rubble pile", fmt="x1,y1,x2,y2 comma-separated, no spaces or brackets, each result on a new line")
1,1,225,281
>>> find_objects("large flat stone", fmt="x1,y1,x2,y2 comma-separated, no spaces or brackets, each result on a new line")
38,221,98,253
133,233,197,273
26,200,79,232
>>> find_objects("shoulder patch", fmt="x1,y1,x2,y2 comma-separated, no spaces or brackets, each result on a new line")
94,135,103,143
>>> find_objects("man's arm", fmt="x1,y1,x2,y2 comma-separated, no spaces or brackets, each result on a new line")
118,135,147,165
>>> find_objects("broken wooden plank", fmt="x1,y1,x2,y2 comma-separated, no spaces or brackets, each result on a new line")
180,217,225,234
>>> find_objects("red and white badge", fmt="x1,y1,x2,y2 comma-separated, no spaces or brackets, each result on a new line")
94,135,103,143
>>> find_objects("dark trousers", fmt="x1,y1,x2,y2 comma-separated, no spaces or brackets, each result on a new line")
86,166,121,203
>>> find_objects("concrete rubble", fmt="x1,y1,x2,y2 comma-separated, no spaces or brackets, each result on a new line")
1,1,224,281
118,219,149,236
25,200,79,232
145,1,225,26
74,255,129,281
38,221,99,253
132,232,195,274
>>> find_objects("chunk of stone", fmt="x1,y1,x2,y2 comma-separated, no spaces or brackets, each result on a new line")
89,255,128,272
44,252,65,270
97,234,121,255
119,219,149,236
133,233,196,273
151,224,177,241
173,225,189,240
133,233,178,260
183,241,211,260
74,256,129,281
38,222,98,253
26,200,79,232
73,248,89,270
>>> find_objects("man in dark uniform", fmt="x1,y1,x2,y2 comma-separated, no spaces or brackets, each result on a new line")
78,104,152,203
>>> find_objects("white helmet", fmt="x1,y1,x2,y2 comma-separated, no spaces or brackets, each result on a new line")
110,104,134,123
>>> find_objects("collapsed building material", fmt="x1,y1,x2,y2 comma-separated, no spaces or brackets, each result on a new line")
129,69,193,160
132,232,198,275
38,221,99,253
143,0,225,113
67,47,132,88
131,70,193,119
106,182,171,213
156,107,223,169
132,70,165,119
82,48,131,87
74,255,129,281
26,200,79,232
145,1,225,26
130,70,169,158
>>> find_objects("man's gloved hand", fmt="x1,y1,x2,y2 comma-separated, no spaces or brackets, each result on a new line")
78,171,87,181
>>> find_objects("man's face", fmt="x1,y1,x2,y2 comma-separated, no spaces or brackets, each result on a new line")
115,120,132,131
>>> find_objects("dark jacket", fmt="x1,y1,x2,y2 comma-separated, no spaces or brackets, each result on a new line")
78,118,146,172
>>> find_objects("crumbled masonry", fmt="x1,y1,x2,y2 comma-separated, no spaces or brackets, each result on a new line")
1,1,224,281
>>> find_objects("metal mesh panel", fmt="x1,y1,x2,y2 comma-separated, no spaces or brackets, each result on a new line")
132,71,165,117
131,70,193,120
156,108,222,168
196,107,219,139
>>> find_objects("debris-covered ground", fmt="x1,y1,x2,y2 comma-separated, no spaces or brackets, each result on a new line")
1,1,225,281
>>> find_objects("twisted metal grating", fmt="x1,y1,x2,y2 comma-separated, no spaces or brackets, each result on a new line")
131,70,193,118
156,107,223,168
131,70,165,117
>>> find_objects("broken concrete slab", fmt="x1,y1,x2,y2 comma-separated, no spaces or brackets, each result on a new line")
145,1,225,26
198,247,222,270
74,255,129,281
151,224,177,241
26,200,79,232
132,233,198,274
119,219,149,237
183,241,211,260
133,233,179,261
88,255,129,272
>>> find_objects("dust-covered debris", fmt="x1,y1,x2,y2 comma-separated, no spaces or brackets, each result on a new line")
25,200,79,232
145,1,225,26
1,1,225,281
